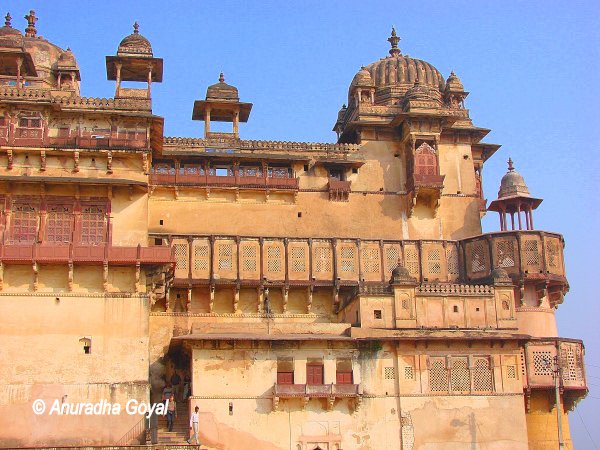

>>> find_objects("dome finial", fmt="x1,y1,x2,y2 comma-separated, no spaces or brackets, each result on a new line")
24,10,37,37
387,26,401,56
219,72,225,83
5,12,12,27
508,157,514,172
133,21,139,34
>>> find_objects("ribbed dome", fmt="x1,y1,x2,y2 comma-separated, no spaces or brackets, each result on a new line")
404,79,441,103
117,22,153,57
498,158,530,199
348,28,445,105
351,67,373,87
445,71,464,91
392,265,410,278
365,55,444,91
206,73,239,102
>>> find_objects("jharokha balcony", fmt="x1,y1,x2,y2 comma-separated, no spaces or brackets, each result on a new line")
272,383,362,411
523,338,587,410
0,241,174,265
166,230,567,298
328,178,352,201
0,124,149,151
407,173,445,190
149,169,299,190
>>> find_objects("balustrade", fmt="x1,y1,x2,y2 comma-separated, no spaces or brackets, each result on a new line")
150,169,299,190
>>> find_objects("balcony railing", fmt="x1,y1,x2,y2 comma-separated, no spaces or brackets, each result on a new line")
409,173,445,189
328,178,351,201
0,242,174,265
273,383,361,398
149,172,299,190
0,87,152,111
46,135,148,150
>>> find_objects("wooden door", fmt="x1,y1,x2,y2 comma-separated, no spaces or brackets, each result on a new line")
306,364,324,385
336,371,353,384
277,371,294,385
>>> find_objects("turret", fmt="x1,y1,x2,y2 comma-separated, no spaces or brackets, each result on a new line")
0,12,37,87
488,158,542,231
105,22,163,99
192,73,252,138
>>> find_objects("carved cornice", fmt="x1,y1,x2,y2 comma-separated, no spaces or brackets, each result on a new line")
0,292,149,298
163,136,360,154
150,312,327,319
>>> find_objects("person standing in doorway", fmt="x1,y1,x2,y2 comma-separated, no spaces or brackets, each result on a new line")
183,373,191,400
166,394,177,432
187,405,200,445
171,371,182,401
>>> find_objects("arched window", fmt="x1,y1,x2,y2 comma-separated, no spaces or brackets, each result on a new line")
414,142,437,176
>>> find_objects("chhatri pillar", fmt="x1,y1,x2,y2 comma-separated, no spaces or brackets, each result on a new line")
488,158,542,231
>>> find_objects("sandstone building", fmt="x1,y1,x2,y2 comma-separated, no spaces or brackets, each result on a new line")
0,11,588,450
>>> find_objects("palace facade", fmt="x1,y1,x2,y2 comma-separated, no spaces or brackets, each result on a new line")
0,10,588,450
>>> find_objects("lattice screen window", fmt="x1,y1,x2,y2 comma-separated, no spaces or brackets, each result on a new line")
520,349,526,377
561,344,583,382
80,205,106,244
314,246,332,273
362,247,380,274
427,248,442,274
404,366,414,380
241,245,257,272
46,205,72,242
532,351,553,376
496,239,516,268
429,358,448,392
339,245,356,273
470,241,487,273
384,367,395,380
173,243,189,271
450,358,470,392
193,243,210,271
10,202,38,243
182,164,204,176
218,244,234,270
290,246,306,273
473,357,493,392
546,239,560,269
404,245,420,277
266,245,282,273
507,365,517,379
446,245,459,276
523,240,541,267
384,245,401,277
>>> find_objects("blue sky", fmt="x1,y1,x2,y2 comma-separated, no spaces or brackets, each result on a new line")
6,0,600,447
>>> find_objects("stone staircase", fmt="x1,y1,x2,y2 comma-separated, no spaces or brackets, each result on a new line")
154,399,191,445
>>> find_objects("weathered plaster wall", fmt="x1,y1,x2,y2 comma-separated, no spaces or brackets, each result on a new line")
148,140,482,242
0,292,151,446
526,391,573,450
